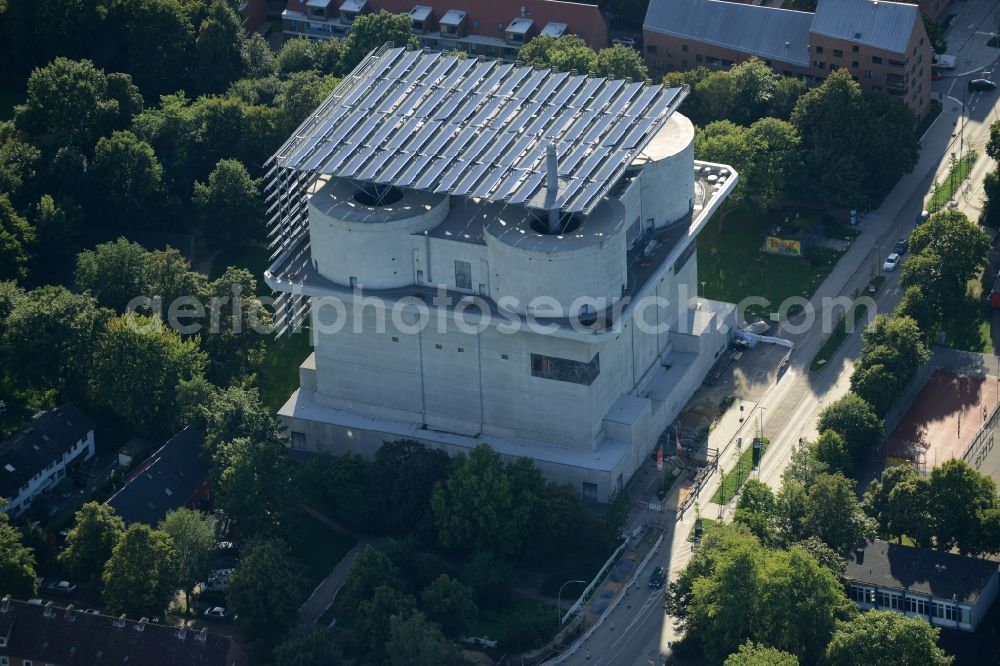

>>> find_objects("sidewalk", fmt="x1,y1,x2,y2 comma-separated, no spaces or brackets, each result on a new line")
294,506,369,633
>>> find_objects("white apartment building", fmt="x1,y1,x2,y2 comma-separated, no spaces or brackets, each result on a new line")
0,404,96,515
264,46,737,500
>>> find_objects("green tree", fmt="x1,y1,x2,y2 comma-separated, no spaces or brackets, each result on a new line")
91,130,164,225
59,502,125,582
0,193,35,280
824,611,953,666
862,464,920,537
298,454,370,531
592,45,648,80
243,33,277,79
334,545,402,620
386,611,463,666
214,436,297,537
692,71,735,124
202,385,282,455
816,393,883,468
928,459,999,555
776,480,810,544
145,246,205,311
0,123,41,197
159,508,215,609
194,0,246,93
896,285,942,343
341,11,418,73
273,630,344,666
782,439,829,489
277,70,339,135
887,474,934,547
695,120,755,200
519,35,597,74
431,444,538,555
277,37,323,77
814,429,852,476
197,266,270,384
0,514,37,599
728,58,778,125
368,439,451,536
909,210,990,305
759,547,856,663
734,479,778,545
351,584,416,663
922,13,948,54
102,524,178,619
14,58,141,153
228,539,305,654
75,237,150,313
746,117,801,205
421,574,478,637
768,76,807,120
113,0,195,96
192,159,261,244
30,194,79,278
981,168,1000,228
461,550,514,610
0,281,24,323
989,119,1000,161
725,641,798,666
803,473,876,554
89,313,206,433
1,286,110,398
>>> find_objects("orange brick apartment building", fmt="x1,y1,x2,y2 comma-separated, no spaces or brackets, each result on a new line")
283,0,608,60
643,0,933,118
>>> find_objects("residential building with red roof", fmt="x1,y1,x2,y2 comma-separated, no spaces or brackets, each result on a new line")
282,0,609,58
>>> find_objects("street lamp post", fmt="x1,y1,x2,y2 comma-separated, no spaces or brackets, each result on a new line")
557,580,587,628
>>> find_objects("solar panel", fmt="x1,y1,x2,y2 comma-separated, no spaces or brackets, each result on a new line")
271,48,685,216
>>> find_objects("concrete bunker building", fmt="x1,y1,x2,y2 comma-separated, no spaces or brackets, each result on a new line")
264,45,738,500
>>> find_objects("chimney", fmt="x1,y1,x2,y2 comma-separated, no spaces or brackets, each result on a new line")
196,627,208,642
177,626,188,641
43,601,54,618
117,613,127,628
1,596,10,613
854,545,865,565
65,604,75,621
137,617,147,631
545,142,560,233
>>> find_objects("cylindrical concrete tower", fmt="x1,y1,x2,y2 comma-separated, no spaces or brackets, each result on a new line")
307,177,449,289
483,198,627,316
631,112,695,228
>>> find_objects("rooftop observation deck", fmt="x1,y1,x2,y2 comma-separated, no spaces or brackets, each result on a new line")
264,162,737,339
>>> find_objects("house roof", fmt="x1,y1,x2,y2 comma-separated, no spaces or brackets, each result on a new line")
811,0,918,54
0,598,244,666
106,427,208,526
0,404,94,499
644,0,813,67
847,539,1000,604
364,0,608,50
272,47,686,214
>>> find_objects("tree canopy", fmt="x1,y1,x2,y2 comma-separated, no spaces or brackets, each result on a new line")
59,502,125,582
102,524,178,619
824,611,952,666
228,539,305,654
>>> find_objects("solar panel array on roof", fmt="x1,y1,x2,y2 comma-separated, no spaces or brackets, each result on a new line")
272,46,685,215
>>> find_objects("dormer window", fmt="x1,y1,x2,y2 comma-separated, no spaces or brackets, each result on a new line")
506,18,533,45
439,9,467,37
410,5,432,33
338,0,366,23
306,0,332,18
540,22,567,39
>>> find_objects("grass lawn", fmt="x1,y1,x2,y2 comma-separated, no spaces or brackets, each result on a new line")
287,512,357,589
687,517,720,542
710,438,769,505
467,594,558,651
809,276,885,372
698,203,841,316
927,153,977,213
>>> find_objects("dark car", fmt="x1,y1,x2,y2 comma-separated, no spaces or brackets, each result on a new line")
893,238,908,255
649,566,665,589
968,79,997,92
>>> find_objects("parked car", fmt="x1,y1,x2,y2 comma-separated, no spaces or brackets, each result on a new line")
649,566,665,589
892,238,908,255
968,79,997,91
204,606,226,619
83,608,102,615
883,253,901,272
916,210,930,225
48,580,77,594
611,37,638,48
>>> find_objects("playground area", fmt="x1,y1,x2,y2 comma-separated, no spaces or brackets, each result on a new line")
884,369,1000,469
